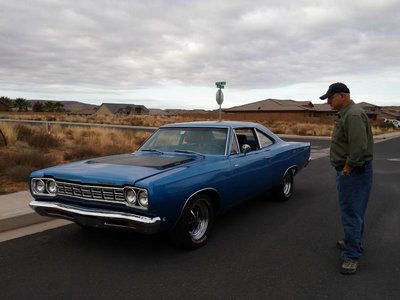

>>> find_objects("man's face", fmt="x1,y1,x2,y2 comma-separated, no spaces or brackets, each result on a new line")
327,93,345,110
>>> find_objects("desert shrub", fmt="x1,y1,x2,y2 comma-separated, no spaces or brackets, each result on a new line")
134,131,152,145
377,121,396,131
4,149,59,182
128,117,144,126
100,144,133,156
86,116,97,123
7,165,37,181
0,151,17,173
13,149,58,169
64,128,74,140
15,124,35,142
79,129,93,138
1,123,18,146
295,127,309,136
372,125,393,135
28,131,61,149
64,145,101,161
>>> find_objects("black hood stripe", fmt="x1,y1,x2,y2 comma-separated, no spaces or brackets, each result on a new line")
87,154,194,169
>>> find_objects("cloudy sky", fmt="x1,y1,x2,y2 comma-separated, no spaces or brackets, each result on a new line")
1,0,399,109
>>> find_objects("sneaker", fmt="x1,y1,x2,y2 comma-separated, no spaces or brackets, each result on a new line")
336,240,364,252
340,259,359,274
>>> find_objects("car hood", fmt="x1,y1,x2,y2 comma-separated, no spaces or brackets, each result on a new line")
34,153,196,186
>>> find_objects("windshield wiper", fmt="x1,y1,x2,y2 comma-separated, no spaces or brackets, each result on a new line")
141,148,164,154
174,150,204,157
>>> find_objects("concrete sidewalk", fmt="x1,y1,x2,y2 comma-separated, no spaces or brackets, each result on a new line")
0,191,51,233
1,131,399,234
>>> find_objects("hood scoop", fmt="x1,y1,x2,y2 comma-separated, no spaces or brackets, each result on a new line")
87,154,194,170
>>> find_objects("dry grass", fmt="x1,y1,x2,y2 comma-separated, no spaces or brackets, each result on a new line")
260,121,333,136
4,112,205,128
1,123,18,146
0,122,151,194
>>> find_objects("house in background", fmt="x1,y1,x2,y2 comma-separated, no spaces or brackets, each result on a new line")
358,102,400,122
93,103,149,116
0,100,10,112
224,99,336,124
358,102,380,121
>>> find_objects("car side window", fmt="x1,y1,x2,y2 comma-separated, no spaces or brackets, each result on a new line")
230,133,240,154
256,129,274,148
234,128,259,152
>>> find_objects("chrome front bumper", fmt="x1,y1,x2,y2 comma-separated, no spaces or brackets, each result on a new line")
29,200,161,234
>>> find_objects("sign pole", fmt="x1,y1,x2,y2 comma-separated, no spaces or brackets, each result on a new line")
215,81,226,122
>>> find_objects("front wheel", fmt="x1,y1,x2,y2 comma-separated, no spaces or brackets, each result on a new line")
271,170,294,201
170,194,214,249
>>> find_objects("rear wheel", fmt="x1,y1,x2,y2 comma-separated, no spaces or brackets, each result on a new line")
272,170,294,201
170,194,214,249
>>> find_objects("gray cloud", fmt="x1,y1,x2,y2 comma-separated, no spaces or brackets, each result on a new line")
0,0,399,105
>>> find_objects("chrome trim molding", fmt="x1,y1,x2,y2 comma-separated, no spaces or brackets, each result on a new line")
29,200,161,234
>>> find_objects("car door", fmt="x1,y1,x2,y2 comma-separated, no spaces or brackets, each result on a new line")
226,127,275,205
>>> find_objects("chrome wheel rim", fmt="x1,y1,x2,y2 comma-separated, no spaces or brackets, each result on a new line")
283,173,292,196
188,200,209,240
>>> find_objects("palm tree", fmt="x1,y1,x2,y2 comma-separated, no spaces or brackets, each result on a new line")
43,101,65,112
14,98,31,112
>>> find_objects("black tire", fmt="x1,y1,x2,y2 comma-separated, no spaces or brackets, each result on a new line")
271,170,294,201
170,194,214,249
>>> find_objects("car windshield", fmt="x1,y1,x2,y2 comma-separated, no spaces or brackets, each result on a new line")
140,127,228,155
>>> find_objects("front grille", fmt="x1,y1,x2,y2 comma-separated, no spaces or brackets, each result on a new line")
56,181,126,204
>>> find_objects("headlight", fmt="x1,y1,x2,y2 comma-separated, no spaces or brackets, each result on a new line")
123,187,148,210
31,178,57,197
34,179,45,193
124,188,137,205
138,190,148,208
46,180,57,194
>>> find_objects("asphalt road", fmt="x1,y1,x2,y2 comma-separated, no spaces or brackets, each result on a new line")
1,137,399,300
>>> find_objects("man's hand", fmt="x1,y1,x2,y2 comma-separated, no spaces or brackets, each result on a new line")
342,164,354,176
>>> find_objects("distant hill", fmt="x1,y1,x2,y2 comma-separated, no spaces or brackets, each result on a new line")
61,101,99,114
29,100,99,114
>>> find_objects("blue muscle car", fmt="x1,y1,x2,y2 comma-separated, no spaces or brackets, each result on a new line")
29,121,310,249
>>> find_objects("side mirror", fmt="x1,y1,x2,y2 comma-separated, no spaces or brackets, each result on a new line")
241,144,251,154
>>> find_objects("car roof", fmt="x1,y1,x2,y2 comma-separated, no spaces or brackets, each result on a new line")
161,121,263,129
160,121,283,143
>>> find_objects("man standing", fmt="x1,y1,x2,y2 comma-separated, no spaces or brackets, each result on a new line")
320,82,374,275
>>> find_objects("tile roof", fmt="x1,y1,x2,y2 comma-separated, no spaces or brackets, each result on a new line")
225,99,333,112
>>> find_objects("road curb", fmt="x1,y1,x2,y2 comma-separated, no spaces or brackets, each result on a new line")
0,191,52,233
0,211,51,233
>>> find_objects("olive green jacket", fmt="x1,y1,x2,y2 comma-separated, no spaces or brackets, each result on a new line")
330,100,373,167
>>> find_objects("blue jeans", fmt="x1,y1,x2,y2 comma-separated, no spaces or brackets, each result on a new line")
336,162,373,260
